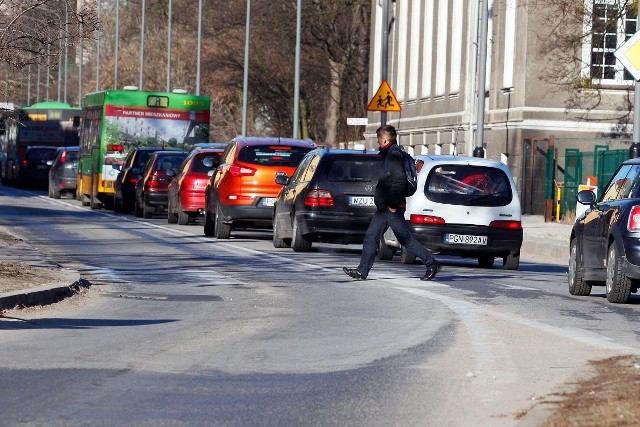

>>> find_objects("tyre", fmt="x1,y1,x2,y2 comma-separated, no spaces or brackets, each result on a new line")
52,186,61,199
134,199,143,217
272,216,290,248
400,248,416,264
568,240,591,296
606,243,632,303
203,208,215,236
167,199,178,223
214,205,231,239
113,195,123,213
177,210,190,225
143,201,154,219
503,253,520,270
47,183,53,198
478,254,495,268
291,218,312,252
377,239,395,260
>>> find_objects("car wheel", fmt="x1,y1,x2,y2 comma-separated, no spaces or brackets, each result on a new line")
478,255,495,268
272,216,291,248
291,218,312,252
177,210,190,225
214,205,231,239
122,194,133,214
48,183,53,198
503,253,520,270
400,247,417,264
143,200,154,219
90,196,102,210
113,195,123,213
568,239,591,296
167,199,178,224
52,185,61,199
378,238,395,260
203,208,215,237
606,243,632,303
134,199,143,217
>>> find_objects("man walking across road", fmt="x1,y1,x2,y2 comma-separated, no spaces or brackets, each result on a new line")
343,125,442,281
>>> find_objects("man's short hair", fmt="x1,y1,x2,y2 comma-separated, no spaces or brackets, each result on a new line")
376,125,397,143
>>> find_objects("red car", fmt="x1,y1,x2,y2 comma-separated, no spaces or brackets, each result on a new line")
167,148,225,225
204,137,315,238
134,150,189,219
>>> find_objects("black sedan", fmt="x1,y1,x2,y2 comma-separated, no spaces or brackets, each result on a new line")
570,158,640,303
272,148,381,252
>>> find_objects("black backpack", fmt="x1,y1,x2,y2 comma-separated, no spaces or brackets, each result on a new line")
384,145,418,197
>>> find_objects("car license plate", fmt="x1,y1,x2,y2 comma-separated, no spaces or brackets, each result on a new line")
444,233,487,245
349,196,374,206
36,165,46,170
262,198,276,207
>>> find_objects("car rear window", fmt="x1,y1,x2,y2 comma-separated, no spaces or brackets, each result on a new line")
237,145,310,167
65,152,78,162
27,149,57,161
156,154,187,170
135,151,156,168
325,156,382,182
191,153,221,173
425,164,513,206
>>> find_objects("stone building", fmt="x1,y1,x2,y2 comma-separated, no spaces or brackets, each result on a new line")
366,0,638,215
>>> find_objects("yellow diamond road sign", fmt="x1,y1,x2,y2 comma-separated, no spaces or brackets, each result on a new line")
615,30,640,81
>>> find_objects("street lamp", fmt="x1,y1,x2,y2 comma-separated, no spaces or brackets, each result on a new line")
241,0,251,136
292,0,301,138
114,0,120,89
196,0,202,94
166,0,172,92
139,0,146,89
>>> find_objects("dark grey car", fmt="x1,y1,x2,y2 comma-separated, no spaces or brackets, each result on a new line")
272,148,381,252
48,146,79,199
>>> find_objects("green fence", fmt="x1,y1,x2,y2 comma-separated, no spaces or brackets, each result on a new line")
562,147,627,215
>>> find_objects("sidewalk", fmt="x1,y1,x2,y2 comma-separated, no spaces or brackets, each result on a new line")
0,215,571,311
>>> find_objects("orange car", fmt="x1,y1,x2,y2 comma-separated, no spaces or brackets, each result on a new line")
204,136,315,238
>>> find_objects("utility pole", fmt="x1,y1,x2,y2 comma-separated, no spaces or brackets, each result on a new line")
381,0,390,127
474,0,488,158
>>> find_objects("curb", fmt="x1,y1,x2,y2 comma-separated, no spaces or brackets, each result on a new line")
0,271,90,311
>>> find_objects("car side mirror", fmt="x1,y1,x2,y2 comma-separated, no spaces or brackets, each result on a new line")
576,189,596,206
207,170,214,177
46,160,54,166
275,171,289,186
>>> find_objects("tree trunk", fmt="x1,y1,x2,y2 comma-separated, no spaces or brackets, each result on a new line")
325,59,344,146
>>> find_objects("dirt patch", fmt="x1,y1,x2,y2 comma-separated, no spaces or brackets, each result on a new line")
537,355,640,426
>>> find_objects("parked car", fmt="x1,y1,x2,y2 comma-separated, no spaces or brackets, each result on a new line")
570,158,640,303
272,148,381,251
379,155,523,270
113,147,163,213
204,136,316,238
134,150,189,219
47,146,79,199
167,148,225,225
17,146,59,188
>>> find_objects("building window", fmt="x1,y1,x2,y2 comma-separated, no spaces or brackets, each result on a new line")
590,0,637,84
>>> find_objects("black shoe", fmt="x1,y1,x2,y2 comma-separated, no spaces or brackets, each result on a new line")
421,260,442,281
343,267,367,280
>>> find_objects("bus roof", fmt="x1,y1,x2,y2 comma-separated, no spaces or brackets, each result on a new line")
23,101,81,111
82,89,210,110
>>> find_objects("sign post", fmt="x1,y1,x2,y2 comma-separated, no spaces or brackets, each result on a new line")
614,30,640,158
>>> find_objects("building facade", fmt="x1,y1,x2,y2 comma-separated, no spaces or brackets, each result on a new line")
366,0,638,214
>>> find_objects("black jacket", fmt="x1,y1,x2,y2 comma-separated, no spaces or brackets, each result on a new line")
374,143,406,212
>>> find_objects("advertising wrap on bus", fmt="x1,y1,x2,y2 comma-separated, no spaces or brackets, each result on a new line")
77,89,210,209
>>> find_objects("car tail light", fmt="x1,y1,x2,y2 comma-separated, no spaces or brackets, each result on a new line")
127,175,139,185
60,151,67,163
145,173,160,191
107,144,124,152
489,220,522,230
229,164,256,177
410,214,445,224
304,189,334,207
227,195,256,202
628,206,640,232
21,159,27,167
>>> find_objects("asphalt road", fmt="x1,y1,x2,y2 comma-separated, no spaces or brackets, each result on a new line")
1,187,638,427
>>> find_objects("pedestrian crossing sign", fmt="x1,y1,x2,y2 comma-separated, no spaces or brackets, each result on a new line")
367,80,401,112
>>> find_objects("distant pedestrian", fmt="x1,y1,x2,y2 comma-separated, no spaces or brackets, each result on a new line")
343,125,441,281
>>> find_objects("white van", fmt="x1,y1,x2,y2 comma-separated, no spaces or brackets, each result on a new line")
379,155,523,270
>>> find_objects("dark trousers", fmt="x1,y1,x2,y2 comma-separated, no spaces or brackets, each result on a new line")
357,208,435,276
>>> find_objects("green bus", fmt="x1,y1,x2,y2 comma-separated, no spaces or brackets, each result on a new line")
1,101,81,185
77,88,210,209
